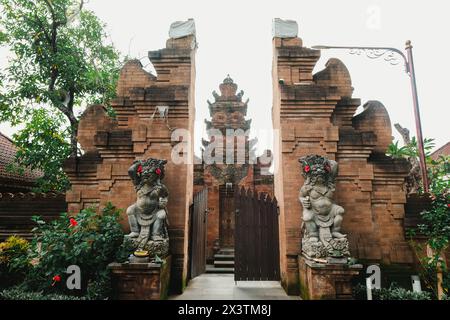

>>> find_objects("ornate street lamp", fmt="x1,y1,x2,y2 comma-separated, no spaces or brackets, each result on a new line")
312,41,429,193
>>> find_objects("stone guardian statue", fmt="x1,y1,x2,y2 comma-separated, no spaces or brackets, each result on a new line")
299,155,350,259
126,158,170,258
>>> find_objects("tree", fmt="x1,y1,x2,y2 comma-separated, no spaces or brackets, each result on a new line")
0,0,121,191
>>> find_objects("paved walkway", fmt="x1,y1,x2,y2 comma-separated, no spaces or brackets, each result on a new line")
170,274,300,300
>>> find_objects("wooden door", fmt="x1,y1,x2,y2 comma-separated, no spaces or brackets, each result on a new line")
219,185,235,248
190,188,208,278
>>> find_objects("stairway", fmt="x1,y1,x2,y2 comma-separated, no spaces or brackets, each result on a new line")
205,248,235,274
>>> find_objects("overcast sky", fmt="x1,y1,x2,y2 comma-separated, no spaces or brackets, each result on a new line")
1,0,449,156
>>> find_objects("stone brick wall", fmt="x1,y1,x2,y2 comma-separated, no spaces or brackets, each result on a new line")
272,35,411,294
64,35,197,294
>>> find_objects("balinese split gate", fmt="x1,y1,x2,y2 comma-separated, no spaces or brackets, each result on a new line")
61,19,418,298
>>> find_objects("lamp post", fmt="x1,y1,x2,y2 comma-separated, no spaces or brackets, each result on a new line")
312,42,429,193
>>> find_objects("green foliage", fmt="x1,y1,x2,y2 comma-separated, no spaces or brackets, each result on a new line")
419,195,450,259
386,137,435,159
115,237,135,264
405,155,450,298
85,269,111,300
10,108,71,192
0,0,121,192
415,156,450,297
0,29,7,44
428,155,450,195
0,286,85,300
389,133,449,298
0,236,29,266
19,203,130,298
386,140,410,159
0,236,30,289
353,283,432,300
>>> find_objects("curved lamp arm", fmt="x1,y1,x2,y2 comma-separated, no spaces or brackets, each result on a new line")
312,45,410,74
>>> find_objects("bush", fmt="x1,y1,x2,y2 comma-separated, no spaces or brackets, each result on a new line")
0,286,85,300
353,283,432,300
19,202,132,298
0,236,30,289
85,270,111,300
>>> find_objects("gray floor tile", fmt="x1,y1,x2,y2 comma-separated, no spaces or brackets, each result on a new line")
169,274,295,300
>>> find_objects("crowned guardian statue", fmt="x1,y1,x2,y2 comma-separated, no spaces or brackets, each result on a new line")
125,158,170,258
299,155,350,259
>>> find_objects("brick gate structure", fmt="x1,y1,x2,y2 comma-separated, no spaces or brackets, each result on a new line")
61,19,416,297
272,26,412,294
64,29,196,293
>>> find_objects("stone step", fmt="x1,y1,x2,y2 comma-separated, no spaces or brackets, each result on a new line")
214,254,235,260
219,248,235,253
205,264,234,274
214,260,235,268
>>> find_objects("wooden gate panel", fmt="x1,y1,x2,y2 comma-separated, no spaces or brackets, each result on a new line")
234,188,280,281
219,185,235,248
260,193,269,280
190,188,208,279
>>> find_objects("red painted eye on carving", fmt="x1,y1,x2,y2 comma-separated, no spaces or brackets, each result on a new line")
155,168,162,175
137,165,143,174
304,165,310,173
324,164,331,172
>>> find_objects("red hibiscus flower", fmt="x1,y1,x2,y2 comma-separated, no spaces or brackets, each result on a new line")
447,204,450,208
69,218,78,227
304,165,310,173
155,168,162,175
51,275,61,286
137,165,143,174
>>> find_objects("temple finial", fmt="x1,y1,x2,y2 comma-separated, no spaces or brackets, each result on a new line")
223,74,234,84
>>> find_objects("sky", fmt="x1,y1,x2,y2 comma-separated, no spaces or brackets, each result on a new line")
1,0,449,156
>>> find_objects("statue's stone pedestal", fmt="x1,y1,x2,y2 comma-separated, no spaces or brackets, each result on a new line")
298,255,362,300
129,238,170,258
108,256,171,300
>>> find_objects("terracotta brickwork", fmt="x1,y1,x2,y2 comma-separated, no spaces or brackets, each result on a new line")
64,34,197,294
272,36,411,294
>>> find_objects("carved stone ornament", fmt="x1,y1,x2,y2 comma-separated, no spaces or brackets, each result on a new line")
125,158,170,258
299,155,350,259
207,163,249,184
